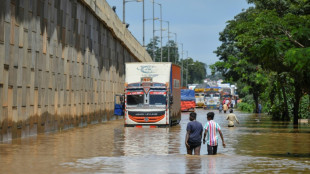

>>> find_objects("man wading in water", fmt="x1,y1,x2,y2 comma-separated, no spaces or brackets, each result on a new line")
185,112,203,155
203,112,226,155
226,109,239,127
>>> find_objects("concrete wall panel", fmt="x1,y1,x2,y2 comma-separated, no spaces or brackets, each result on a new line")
0,0,151,142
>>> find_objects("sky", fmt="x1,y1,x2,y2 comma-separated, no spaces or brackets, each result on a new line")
105,0,251,74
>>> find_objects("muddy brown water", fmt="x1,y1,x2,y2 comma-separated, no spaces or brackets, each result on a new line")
1,109,309,173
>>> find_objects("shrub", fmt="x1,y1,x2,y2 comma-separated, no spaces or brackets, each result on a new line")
237,102,255,113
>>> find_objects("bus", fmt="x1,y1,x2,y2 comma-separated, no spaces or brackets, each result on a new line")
204,87,221,109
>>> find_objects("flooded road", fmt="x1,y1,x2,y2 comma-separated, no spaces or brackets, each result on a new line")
1,109,310,173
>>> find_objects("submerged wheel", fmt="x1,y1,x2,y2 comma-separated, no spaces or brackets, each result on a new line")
169,120,173,127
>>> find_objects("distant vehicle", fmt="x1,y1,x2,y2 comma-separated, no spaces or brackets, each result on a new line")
188,84,198,90
114,94,124,116
181,89,195,112
194,88,205,108
204,87,221,109
220,87,232,106
124,62,181,127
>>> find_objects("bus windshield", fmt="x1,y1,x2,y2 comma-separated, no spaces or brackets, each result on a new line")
149,92,167,105
214,93,220,97
127,92,144,105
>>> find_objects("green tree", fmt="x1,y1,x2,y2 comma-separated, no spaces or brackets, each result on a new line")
146,39,207,87
146,37,180,63
213,0,310,126
233,2,310,126
211,10,269,113
146,36,160,62
181,58,206,85
191,61,207,84
162,40,180,63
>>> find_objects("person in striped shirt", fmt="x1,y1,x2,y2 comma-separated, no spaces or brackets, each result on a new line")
203,112,226,155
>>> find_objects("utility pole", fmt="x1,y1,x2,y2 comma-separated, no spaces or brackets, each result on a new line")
123,0,126,24
142,0,145,47
162,20,170,62
152,0,155,61
186,51,188,88
167,21,170,62
180,43,184,87
159,4,162,62
123,0,142,24
169,32,177,64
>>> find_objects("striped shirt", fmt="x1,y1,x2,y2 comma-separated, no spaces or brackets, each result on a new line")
204,120,221,146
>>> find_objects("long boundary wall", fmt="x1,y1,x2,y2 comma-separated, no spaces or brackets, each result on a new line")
0,0,152,142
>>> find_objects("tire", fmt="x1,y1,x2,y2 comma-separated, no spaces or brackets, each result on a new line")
169,119,173,127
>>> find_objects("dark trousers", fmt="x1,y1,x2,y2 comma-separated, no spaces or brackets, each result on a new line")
188,141,201,151
207,145,218,155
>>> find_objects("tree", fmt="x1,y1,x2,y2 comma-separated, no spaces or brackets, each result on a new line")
145,39,207,86
162,40,180,63
146,36,160,62
182,58,206,85
146,37,180,63
233,2,310,126
212,10,269,113
213,0,310,126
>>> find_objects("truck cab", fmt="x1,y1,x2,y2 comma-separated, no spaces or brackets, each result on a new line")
124,63,181,127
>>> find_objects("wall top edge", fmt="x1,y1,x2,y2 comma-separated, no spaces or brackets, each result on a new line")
79,0,153,62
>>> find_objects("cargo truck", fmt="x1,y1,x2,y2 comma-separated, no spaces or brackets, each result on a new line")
204,87,221,109
124,62,181,127
194,88,205,108
181,89,196,112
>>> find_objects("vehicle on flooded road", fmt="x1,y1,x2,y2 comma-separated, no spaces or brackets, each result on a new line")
124,62,181,127
204,87,221,109
180,89,196,112
194,88,205,108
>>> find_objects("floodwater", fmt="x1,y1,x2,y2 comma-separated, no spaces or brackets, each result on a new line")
0,109,310,173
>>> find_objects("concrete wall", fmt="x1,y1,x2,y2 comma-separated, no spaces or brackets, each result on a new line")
0,0,152,142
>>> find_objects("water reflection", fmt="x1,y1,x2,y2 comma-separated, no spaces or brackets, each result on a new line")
186,156,202,173
123,128,170,156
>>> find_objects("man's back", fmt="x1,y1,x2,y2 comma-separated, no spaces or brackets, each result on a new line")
204,120,221,146
223,104,228,110
226,113,238,126
187,121,203,143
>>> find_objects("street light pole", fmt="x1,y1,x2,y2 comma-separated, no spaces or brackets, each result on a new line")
160,4,162,62
153,2,162,62
123,0,142,24
186,51,189,88
180,43,184,87
169,32,177,63
167,22,170,62
152,0,155,61
123,0,125,24
143,0,145,47
162,20,170,62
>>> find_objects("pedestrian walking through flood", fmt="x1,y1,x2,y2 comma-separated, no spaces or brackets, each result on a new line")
203,112,226,155
185,112,203,155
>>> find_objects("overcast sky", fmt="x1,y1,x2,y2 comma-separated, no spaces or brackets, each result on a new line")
105,0,251,74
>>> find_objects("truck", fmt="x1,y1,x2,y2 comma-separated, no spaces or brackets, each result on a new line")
194,88,205,108
124,62,181,127
181,89,196,112
220,86,232,106
204,87,221,109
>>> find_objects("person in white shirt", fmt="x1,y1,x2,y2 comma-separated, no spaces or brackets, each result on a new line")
226,109,239,127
